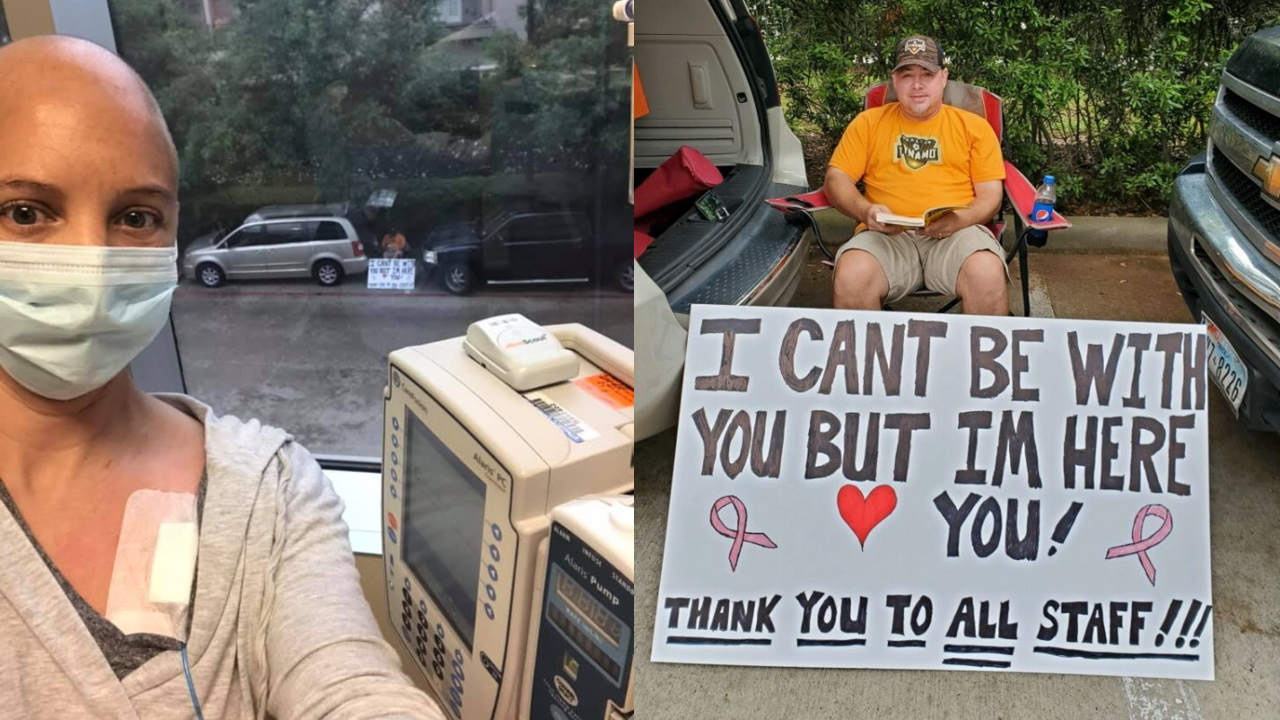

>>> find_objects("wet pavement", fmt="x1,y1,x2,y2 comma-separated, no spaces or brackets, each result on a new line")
635,247,1280,719
171,277,632,457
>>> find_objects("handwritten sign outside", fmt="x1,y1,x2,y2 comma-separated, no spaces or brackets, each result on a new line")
367,259,417,290
652,305,1212,680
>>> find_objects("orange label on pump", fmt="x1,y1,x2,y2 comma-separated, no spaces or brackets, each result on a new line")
576,373,634,409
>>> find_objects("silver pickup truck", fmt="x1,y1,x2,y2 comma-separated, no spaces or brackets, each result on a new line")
1168,26,1280,433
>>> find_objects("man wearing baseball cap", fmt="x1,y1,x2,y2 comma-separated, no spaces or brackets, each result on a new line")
826,34,1009,315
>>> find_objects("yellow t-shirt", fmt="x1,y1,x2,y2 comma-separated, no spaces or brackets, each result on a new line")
828,103,1005,218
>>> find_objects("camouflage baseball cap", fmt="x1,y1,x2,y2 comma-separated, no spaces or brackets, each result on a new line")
893,35,945,73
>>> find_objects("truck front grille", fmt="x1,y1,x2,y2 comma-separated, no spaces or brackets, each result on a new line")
1223,88,1280,140
1211,149,1280,239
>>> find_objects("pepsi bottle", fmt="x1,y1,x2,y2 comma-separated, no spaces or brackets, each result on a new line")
1028,175,1056,247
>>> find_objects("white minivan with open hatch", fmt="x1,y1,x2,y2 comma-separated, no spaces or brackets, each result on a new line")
633,0,811,439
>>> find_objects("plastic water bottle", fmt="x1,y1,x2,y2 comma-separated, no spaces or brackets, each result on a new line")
1031,175,1056,224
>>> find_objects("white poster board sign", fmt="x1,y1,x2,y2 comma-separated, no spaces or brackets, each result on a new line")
652,305,1213,679
367,259,417,290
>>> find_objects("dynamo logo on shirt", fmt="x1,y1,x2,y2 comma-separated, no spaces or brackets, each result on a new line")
894,134,942,171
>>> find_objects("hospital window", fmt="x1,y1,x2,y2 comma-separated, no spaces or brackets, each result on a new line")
441,0,463,25
37,0,636,462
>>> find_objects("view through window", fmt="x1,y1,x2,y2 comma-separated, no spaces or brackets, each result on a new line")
109,0,633,459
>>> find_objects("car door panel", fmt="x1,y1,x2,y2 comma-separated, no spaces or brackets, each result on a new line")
221,226,268,276
499,213,587,281
262,221,313,276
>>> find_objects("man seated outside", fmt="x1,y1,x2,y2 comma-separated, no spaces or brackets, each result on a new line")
827,35,1009,316
380,226,407,259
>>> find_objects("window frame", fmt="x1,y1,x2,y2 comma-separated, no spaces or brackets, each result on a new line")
56,0,633,474
441,0,463,25
265,220,311,245
0,0,54,41
314,220,348,241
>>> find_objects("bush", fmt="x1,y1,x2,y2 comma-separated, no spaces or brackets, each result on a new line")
751,0,1280,213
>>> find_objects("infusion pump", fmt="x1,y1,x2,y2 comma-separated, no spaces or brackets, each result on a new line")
382,315,634,720
522,495,634,720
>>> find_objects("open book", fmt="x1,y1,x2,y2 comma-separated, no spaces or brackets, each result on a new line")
875,205,966,228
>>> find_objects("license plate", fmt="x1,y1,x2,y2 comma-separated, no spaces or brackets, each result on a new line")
1203,312,1248,415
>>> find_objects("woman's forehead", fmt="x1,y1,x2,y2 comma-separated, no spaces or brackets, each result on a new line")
0,38,178,192
0,103,177,196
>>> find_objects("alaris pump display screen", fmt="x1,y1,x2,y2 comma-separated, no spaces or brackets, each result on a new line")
402,409,488,650
547,565,625,684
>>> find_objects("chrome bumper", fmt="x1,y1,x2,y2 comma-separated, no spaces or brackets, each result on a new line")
1169,170,1280,368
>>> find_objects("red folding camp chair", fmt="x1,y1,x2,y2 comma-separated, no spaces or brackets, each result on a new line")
766,80,1071,317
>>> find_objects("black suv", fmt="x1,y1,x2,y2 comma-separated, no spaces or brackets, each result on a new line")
421,208,632,295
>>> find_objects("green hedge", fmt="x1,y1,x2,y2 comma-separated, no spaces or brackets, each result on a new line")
751,0,1280,212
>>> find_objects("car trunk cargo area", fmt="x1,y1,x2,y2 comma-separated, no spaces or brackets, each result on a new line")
635,163,806,308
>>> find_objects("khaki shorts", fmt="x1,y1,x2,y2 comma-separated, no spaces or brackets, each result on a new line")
834,225,1007,304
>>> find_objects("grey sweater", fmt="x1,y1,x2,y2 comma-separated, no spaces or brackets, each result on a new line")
0,393,445,720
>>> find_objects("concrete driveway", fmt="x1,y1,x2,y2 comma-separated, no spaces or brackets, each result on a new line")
635,249,1280,719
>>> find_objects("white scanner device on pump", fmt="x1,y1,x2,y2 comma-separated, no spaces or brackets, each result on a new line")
382,314,634,720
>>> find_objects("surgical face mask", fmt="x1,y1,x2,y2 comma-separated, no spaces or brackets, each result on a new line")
0,240,178,400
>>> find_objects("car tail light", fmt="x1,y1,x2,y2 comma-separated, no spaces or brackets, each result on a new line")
352,241,364,256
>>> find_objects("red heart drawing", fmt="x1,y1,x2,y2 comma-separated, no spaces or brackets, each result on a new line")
837,484,897,548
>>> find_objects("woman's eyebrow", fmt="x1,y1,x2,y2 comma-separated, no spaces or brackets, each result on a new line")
119,184,177,204
0,178,64,200
0,178,175,204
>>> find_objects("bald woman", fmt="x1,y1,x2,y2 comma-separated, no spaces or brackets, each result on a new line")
0,36,443,719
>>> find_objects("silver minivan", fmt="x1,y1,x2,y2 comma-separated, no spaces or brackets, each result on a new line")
182,213,370,287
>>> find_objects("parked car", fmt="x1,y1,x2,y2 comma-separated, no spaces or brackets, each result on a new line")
247,202,382,256
182,209,370,288
420,208,631,295
1168,25,1280,434
632,0,810,440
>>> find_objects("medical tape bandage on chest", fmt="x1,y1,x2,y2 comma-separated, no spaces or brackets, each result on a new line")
105,489,199,641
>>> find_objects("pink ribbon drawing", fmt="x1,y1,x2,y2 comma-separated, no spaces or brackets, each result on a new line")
709,495,777,572
1105,504,1173,586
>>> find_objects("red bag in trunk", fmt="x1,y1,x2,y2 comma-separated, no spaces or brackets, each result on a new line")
634,230,655,259
634,145,724,219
